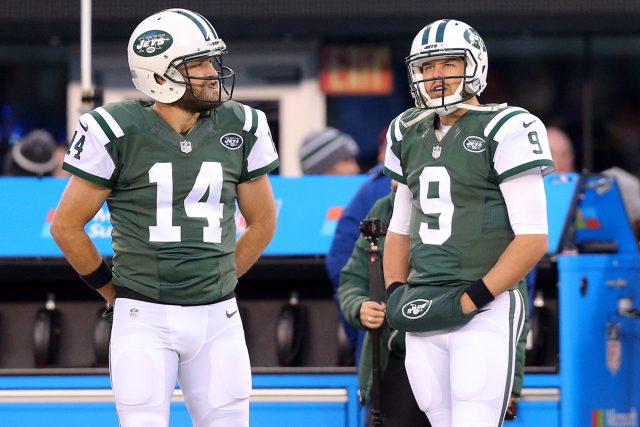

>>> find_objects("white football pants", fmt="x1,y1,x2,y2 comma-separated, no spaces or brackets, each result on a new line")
405,289,525,427
110,297,251,427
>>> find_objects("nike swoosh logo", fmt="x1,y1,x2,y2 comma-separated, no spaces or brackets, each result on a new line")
477,308,491,314
80,121,89,132
226,310,238,318
523,120,536,128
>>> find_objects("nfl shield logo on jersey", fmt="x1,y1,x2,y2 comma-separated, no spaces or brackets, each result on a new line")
180,140,192,153
432,145,442,159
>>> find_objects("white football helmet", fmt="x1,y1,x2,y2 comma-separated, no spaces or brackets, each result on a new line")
406,19,488,115
128,8,235,104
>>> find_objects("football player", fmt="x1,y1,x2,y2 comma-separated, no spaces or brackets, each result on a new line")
51,9,278,427
382,19,554,426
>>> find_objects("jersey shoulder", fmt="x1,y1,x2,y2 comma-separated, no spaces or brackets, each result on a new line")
387,107,435,145
483,105,554,180
216,101,279,181
84,100,150,143
100,99,148,121
399,107,430,126
482,105,538,143
212,100,245,126
213,100,266,137
64,101,143,186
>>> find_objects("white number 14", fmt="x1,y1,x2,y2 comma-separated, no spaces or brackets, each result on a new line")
148,162,224,243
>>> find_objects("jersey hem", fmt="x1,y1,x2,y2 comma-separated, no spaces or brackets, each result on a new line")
116,285,235,306
497,160,555,183
62,163,114,188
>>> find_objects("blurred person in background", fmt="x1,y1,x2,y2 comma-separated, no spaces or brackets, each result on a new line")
326,128,390,365
3,129,59,177
299,127,360,175
525,125,576,309
603,166,640,238
339,180,431,427
547,126,575,173
549,125,640,238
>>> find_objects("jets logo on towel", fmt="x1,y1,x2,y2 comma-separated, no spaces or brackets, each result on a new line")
402,299,432,319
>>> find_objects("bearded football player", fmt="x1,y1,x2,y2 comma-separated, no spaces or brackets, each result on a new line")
51,9,278,426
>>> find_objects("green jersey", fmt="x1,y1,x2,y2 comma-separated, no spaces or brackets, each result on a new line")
63,100,279,304
384,106,554,285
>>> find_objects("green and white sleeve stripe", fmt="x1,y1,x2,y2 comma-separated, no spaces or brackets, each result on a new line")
243,106,279,181
242,104,259,134
486,107,555,182
483,107,528,143
62,108,124,187
383,115,405,184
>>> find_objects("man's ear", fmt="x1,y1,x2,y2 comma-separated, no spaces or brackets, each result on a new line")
154,74,166,85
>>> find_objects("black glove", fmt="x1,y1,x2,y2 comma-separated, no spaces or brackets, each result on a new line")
386,283,477,333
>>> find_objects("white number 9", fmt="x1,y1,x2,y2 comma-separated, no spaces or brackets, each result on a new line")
418,166,453,245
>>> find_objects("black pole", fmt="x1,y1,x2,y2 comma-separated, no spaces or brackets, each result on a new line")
368,237,384,427
360,218,388,427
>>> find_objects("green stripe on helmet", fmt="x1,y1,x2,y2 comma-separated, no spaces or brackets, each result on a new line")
192,11,218,39
435,19,451,43
421,25,432,45
173,10,211,41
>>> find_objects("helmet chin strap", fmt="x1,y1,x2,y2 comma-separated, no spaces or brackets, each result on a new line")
435,102,508,116
421,74,508,115
403,109,435,127
425,78,465,115
405,101,508,128
457,102,508,112
434,104,459,116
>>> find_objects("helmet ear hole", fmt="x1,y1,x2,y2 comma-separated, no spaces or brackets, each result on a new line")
154,74,166,85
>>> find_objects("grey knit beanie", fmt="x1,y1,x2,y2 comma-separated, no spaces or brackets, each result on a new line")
299,127,359,174
5,129,58,177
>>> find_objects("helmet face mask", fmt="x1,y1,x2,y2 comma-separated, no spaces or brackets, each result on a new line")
165,54,235,104
406,20,487,115
128,9,235,104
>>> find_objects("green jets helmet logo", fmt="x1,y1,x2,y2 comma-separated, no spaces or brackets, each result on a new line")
463,136,486,153
220,133,243,150
463,28,486,52
402,299,432,319
133,30,173,57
